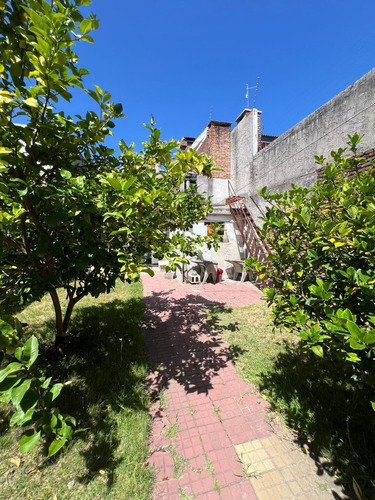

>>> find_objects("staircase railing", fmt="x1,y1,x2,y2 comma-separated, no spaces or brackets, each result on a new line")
226,181,270,265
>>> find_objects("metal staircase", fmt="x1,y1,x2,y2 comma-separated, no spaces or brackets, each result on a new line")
226,181,270,268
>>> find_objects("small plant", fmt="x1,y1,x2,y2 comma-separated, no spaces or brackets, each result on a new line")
213,406,222,422
168,443,189,479
189,407,196,416
164,421,179,439
178,486,195,500
237,455,258,478
205,455,220,494
159,389,167,411
0,314,77,456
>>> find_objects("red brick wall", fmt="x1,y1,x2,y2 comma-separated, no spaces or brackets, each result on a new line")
196,121,231,179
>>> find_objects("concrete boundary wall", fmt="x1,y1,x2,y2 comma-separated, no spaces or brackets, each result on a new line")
233,68,375,221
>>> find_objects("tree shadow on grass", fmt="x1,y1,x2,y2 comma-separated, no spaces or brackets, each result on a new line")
36,295,149,491
258,341,375,497
143,290,239,397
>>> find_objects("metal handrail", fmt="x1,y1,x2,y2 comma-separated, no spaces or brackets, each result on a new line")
226,181,270,264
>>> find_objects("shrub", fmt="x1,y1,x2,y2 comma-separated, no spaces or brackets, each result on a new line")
0,314,76,456
248,135,375,408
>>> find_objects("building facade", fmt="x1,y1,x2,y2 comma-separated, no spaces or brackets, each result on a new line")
179,68,375,278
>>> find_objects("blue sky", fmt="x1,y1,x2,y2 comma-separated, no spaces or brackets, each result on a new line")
71,0,375,150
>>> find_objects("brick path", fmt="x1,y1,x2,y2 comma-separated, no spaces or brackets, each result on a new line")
143,270,350,500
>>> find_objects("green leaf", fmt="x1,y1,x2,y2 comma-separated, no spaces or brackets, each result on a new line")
94,85,103,97
346,352,360,363
11,379,32,406
311,345,324,357
0,362,23,384
48,437,67,457
0,318,14,336
349,339,366,350
0,147,12,154
40,376,52,389
122,176,137,192
79,19,91,35
10,407,28,427
363,331,375,344
16,186,28,197
61,422,73,440
50,413,58,430
0,374,23,398
14,318,23,337
346,320,361,340
23,97,39,109
141,268,155,277
19,430,41,453
105,177,122,191
81,35,95,43
352,477,363,500
114,103,123,113
60,169,72,179
65,416,76,426
307,249,318,260
50,383,63,401
21,336,39,367
301,206,311,225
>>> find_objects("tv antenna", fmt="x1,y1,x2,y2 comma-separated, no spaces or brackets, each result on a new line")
245,77,260,109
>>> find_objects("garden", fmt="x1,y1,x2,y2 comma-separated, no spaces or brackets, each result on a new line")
0,1,374,499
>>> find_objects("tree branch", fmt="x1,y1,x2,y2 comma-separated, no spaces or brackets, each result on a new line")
23,196,47,235
0,230,27,255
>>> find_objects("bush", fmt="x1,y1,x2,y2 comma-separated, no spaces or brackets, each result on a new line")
0,314,76,456
248,135,375,408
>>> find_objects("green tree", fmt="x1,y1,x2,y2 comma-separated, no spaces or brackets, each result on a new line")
0,0,216,342
248,135,375,403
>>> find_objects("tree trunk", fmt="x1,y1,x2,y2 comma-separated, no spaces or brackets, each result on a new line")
49,289,65,339
50,289,86,349
63,296,77,335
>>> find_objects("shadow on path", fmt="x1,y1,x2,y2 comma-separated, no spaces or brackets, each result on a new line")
143,290,238,396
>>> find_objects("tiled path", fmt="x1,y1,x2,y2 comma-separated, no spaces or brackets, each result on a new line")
142,271,350,500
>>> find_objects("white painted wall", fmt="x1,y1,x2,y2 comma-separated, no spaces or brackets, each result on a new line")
232,68,375,224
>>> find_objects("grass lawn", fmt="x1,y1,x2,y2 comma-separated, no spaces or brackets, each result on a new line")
207,303,375,498
0,281,153,500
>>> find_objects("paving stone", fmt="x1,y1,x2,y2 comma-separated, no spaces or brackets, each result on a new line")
261,483,293,499
143,271,348,500
224,415,259,444
179,466,215,495
153,478,180,500
220,480,258,499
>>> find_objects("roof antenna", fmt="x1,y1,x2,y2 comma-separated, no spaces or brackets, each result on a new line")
209,106,213,122
245,77,260,109
253,76,260,109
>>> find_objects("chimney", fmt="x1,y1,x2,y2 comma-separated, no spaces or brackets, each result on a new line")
234,108,262,154
180,137,196,151
206,120,232,178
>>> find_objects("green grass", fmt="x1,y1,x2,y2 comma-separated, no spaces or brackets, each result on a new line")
178,486,196,499
207,303,375,498
164,422,179,439
204,455,220,494
168,443,188,479
213,406,222,422
0,281,153,500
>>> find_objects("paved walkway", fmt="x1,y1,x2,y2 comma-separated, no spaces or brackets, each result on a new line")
143,270,349,500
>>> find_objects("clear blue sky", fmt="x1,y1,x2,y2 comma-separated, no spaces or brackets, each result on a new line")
70,0,375,150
